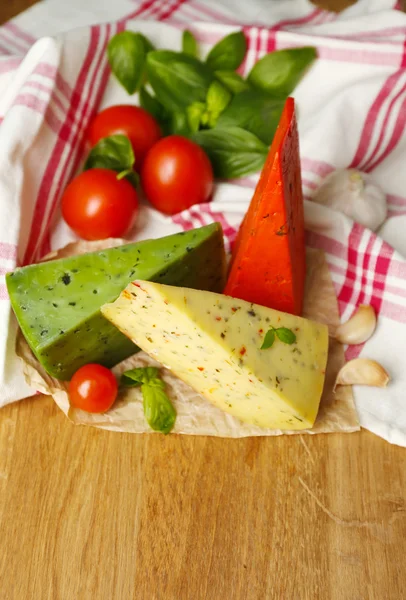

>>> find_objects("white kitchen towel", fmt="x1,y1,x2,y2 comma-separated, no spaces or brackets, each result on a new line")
0,0,406,445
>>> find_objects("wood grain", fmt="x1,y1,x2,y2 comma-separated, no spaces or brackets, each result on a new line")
1,1,406,599
1,395,406,600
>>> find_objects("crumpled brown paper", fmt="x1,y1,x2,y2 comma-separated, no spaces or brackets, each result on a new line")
16,239,359,437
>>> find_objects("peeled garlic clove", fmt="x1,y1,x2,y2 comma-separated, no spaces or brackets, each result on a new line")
335,305,376,345
312,169,387,231
334,358,390,390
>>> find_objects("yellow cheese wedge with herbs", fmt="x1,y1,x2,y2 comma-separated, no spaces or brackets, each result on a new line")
102,281,329,429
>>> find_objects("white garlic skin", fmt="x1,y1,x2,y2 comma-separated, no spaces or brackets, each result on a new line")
312,169,387,231
334,358,390,390
335,305,377,345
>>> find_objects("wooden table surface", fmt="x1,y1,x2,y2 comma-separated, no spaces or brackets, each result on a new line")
1,1,406,599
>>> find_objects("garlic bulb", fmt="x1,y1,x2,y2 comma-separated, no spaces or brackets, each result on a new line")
335,305,376,345
312,169,387,231
334,358,390,390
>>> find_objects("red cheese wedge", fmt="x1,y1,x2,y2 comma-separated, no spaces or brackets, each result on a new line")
224,97,306,316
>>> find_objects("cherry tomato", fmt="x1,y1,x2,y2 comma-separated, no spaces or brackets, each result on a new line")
61,168,138,240
69,364,118,414
88,105,161,167
140,135,214,215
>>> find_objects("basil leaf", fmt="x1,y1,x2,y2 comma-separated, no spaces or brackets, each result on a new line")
206,80,231,127
142,383,176,434
187,101,206,133
139,87,166,120
168,111,190,136
84,135,138,186
206,31,247,71
107,31,153,94
248,46,317,97
215,70,251,94
275,327,297,345
193,126,267,179
146,50,213,112
217,90,284,145
121,366,160,387
182,30,198,57
260,330,275,350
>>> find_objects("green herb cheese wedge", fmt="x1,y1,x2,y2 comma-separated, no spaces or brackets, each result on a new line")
101,281,329,430
6,224,226,380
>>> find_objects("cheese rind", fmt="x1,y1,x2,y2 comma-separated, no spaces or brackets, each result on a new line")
6,224,226,380
101,281,329,430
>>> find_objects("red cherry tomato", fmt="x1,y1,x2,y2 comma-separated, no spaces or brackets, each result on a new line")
140,135,214,215
69,364,118,414
61,168,138,240
88,105,161,167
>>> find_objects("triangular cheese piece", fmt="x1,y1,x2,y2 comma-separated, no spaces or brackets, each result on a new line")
7,224,225,380
102,281,328,430
224,97,306,315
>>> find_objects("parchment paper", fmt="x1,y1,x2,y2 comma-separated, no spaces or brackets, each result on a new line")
16,240,360,437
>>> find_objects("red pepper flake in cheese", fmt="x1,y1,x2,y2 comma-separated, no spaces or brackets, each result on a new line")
239,346,247,356
258,328,263,334
215,316,222,321
197,366,205,371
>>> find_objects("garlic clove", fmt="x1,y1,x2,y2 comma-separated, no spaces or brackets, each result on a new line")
334,358,390,391
335,305,377,345
312,169,387,232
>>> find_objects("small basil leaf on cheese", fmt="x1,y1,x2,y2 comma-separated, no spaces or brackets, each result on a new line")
260,329,275,350
275,327,296,345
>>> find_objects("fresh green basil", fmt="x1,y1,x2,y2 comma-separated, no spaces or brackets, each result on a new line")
182,30,198,57
260,326,296,350
107,31,153,94
192,126,268,179
275,327,296,344
121,366,160,387
84,134,138,186
187,101,206,133
260,329,275,350
214,70,251,94
139,87,168,123
121,367,176,434
168,111,191,136
248,46,317,97
206,31,247,71
205,80,231,127
217,90,284,145
146,50,214,112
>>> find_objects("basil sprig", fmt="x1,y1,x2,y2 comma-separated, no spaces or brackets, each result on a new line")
260,326,296,350
84,134,138,187
121,366,176,434
106,28,317,178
